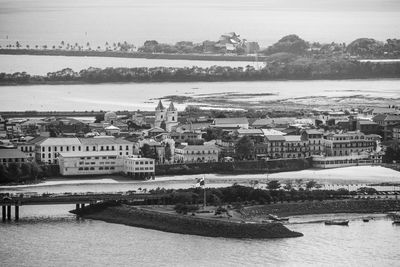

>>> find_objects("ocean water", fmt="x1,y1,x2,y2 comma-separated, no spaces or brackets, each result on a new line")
0,205,399,266
0,0,399,48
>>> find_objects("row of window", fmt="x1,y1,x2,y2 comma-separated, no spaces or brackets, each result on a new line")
77,166,116,171
127,167,154,171
79,161,116,165
42,145,131,153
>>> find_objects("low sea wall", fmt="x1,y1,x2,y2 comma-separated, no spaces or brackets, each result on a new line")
72,204,303,239
241,199,400,218
155,158,311,176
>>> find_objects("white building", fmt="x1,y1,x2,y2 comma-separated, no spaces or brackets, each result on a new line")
212,117,249,129
174,144,219,163
58,151,123,176
123,156,155,179
35,137,82,164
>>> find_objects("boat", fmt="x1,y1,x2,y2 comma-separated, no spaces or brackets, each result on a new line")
363,218,370,222
324,219,349,226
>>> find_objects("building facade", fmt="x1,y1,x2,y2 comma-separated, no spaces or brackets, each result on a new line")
174,145,219,163
123,156,155,179
154,100,178,132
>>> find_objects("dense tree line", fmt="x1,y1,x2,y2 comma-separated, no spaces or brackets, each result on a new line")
0,162,58,184
147,184,367,207
1,58,400,85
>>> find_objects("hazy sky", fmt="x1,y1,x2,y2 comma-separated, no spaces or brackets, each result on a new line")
0,0,399,47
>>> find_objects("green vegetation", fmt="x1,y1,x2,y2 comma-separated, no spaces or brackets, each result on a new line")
0,162,58,184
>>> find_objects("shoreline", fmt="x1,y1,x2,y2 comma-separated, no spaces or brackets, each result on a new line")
71,204,303,239
70,199,400,239
0,49,263,62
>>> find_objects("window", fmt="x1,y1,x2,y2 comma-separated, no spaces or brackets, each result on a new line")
126,152,128,155
101,146,104,151
126,145,129,150
86,146,89,151
84,167,89,170
78,167,83,171
99,167,103,170
55,147,57,152
66,147,69,152
111,146,115,151
106,146,109,151
95,157,99,159
48,153,51,158
78,146,81,151
42,147,45,152
105,167,109,170
110,167,115,170
90,167,94,170
120,146,122,150
48,147,51,152
72,146,75,151
93,146,96,151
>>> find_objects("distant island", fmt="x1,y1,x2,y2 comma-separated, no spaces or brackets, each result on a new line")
1,34,400,85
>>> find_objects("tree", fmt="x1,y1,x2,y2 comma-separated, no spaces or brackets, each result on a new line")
306,180,318,190
235,136,254,160
94,113,105,123
141,144,155,159
267,180,281,191
165,143,172,163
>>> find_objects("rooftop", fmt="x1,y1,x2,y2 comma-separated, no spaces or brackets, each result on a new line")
37,137,81,146
214,117,248,125
0,148,28,159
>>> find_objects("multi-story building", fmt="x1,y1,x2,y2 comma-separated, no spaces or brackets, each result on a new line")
35,137,135,164
58,151,123,176
323,131,376,157
79,137,134,157
283,135,309,158
212,117,249,130
264,135,286,159
393,124,400,141
174,144,218,163
372,114,400,140
170,131,203,144
123,156,155,179
301,129,324,156
35,137,82,164
0,148,28,167
356,120,379,135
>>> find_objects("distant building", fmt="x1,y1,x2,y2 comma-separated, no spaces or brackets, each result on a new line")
301,129,324,156
123,156,155,179
356,120,379,135
104,111,118,125
154,100,178,132
372,114,400,140
174,144,218,163
283,135,309,158
212,117,249,129
0,148,28,167
58,151,123,176
323,131,376,157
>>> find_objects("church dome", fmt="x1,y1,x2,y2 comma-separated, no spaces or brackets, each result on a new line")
155,100,165,111
167,102,177,111
104,111,117,123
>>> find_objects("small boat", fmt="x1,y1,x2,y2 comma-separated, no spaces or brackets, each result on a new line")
325,219,349,226
363,218,370,222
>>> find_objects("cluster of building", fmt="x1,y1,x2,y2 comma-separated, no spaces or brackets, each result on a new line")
1,103,399,178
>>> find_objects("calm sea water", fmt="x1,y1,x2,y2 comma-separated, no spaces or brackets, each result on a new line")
0,0,399,48
0,205,399,266
1,168,400,266
0,79,399,111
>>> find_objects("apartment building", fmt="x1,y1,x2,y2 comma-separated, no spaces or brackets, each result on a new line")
323,131,376,157
301,129,324,156
123,156,155,179
58,151,123,176
283,135,309,158
174,144,218,163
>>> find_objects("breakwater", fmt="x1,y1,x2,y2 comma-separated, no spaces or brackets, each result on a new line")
72,204,303,239
241,199,400,218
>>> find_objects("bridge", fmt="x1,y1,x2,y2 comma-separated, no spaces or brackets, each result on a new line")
0,193,167,221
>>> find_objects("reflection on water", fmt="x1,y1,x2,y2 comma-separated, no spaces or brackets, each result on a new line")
1,205,399,266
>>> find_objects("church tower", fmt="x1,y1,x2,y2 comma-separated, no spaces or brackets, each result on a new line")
166,102,178,131
154,100,166,128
